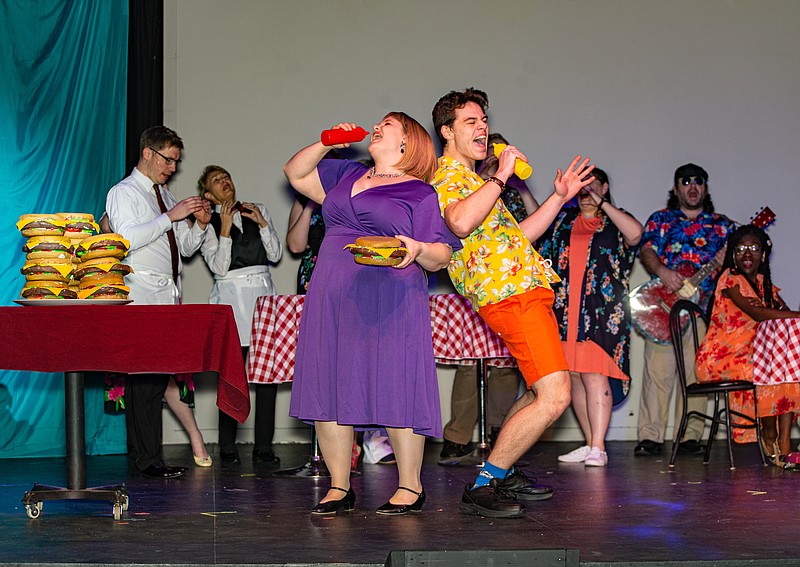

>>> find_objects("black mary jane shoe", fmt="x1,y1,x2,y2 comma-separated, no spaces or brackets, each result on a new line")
311,487,355,515
376,486,425,515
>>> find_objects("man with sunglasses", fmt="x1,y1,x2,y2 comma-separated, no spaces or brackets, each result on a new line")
634,163,735,457
106,125,211,478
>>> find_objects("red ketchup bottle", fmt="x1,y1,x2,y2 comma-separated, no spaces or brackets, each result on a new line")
320,126,369,146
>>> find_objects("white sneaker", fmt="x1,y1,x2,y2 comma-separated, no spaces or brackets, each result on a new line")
558,445,591,463
584,447,608,467
362,430,394,464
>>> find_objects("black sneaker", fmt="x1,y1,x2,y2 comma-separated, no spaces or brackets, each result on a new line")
440,440,475,459
459,480,525,518
496,466,554,501
677,439,706,455
633,440,663,456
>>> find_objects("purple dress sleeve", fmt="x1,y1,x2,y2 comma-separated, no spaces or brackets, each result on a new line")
411,192,463,252
317,159,366,193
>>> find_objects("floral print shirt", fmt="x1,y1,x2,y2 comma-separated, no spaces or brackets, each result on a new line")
501,176,529,223
433,156,559,310
297,205,325,294
640,208,735,304
539,208,637,376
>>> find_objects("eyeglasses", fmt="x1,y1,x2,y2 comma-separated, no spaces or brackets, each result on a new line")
149,147,182,166
680,176,705,186
734,244,762,255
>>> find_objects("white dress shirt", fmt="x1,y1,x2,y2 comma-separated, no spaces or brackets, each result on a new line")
106,168,207,304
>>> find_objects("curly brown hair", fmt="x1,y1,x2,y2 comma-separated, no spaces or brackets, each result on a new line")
432,88,488,148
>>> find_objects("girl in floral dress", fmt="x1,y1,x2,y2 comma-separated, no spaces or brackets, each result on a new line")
696,224,800,466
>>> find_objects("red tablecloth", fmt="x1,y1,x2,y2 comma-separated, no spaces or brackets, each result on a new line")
0,304,250,422
248,293,515,384
752,318,800,386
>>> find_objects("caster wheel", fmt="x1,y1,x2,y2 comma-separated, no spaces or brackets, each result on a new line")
26,504,41,519
113,503,122,521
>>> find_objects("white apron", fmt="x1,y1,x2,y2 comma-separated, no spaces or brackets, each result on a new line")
210,265,275,345
126,270,181,305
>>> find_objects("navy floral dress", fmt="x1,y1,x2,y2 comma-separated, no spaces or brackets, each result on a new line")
539,207,637,403
296,197,325,294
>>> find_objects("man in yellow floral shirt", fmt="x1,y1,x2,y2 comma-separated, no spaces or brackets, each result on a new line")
432,88,595,518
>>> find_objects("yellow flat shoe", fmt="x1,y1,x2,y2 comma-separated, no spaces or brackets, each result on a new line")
193,454,213,467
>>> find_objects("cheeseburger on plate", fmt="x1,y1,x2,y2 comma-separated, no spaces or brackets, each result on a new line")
73,257,134,280
75,233,130,262
20,257,74,283
56,212,100,241
20,281,78,300
77,272,130,300
344,236,408,267
16,214,66,237
22,235,73,260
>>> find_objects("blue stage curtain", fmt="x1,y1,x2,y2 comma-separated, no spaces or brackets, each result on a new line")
0,1,129,457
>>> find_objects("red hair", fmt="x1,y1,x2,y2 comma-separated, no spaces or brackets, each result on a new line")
387,112,437,183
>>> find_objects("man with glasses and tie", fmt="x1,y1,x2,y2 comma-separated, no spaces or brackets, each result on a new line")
634,163,735,457
106,125,211,478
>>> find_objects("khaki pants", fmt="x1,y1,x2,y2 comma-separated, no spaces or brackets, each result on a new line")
442,365,521,445
637,324,709,444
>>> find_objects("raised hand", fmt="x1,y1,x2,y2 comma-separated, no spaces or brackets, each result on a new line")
194,198,212,226
584,185,604,206
219,201,234,237
169,196,208,222
496,145,527,182
328,122,359,149
553,156,595,202
241,202,267,228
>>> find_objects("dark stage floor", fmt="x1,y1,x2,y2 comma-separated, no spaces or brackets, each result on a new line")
1,440,798,567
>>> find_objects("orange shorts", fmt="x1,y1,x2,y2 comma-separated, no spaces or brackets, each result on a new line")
478,287,567,388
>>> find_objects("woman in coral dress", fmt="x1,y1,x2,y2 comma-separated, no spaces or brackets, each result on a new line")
539,168,643,467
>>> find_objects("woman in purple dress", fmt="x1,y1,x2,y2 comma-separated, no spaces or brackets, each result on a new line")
284,114,461,516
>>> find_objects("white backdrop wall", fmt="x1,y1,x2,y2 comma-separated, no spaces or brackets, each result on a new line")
159,0,800,446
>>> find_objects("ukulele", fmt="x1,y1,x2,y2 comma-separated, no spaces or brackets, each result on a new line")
629,207,775,344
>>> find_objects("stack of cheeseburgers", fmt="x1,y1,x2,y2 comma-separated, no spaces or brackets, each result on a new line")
73,233,132,300
18,214,76,299
16,213,132,301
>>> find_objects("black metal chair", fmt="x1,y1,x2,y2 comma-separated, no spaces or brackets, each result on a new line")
668,299,767,469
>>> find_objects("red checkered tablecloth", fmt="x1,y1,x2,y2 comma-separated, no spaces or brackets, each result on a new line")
752,318,800,385
248,294,515,384
428,293,513,366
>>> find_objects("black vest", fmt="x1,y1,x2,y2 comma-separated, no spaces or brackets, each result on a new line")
210,212,269,270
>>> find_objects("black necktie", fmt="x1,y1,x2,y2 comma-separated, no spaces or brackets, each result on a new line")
153,184,179,284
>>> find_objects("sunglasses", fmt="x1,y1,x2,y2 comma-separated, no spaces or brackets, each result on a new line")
734,244,762,255
680,176,705,186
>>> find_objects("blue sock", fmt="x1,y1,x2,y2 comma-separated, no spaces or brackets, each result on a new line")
472,460,509,489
